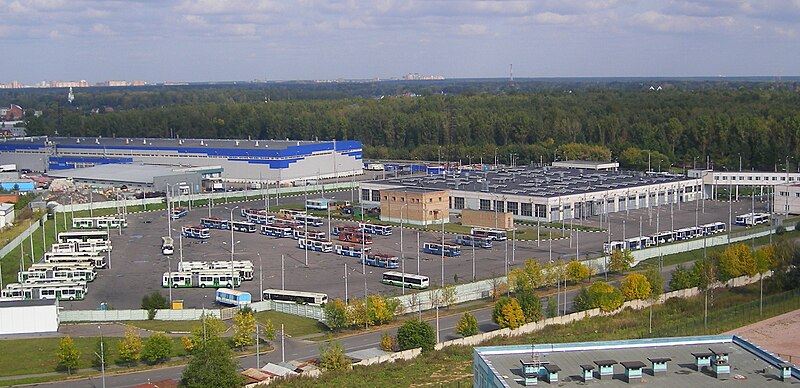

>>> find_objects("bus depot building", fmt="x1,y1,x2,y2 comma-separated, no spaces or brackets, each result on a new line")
359,166,703,223
0,136,363,185
473,335,797,387
47,164,203,193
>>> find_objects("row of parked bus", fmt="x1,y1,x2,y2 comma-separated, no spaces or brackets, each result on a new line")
735,212,771,227
1,230,114,301
603,221,727,254
71,216,128,230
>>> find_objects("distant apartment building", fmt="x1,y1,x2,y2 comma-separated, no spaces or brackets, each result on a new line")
0,81,24,89
48,80,89,88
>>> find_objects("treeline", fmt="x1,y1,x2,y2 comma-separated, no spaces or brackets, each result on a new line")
11,82,800,171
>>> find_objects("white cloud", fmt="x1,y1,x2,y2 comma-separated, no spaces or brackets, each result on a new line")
458,23,489,35
630,10,735,33
91,23,112,35
531,12,578,24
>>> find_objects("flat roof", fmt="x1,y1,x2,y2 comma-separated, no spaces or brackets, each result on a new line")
0,299,57,307
381,186,448,194
368,166,695,198
47,164,191,184
476,336,798,387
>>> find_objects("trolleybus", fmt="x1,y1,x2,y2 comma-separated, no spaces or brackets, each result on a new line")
470,228,507,241
262,288,328,304
422,242,462,257
453,234,493,248
360,253,399,269
359,222,393,236
334,243,370,258
297,238,333,253
182,225,211,239
261,223,295,238
58,230,110,243
381,271,429,289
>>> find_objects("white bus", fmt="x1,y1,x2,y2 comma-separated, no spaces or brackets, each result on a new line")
293,229,326,240
297,238,333,253
360,253,400,269
735,213,770,226
231,220,258,233
182,225,211,239
241,208,265,218
51,240,112,253
161,270,241,288
262,288,328,304
624,236,651,250
602,241,626,254
359,222,393,236
161,236,174,255
279,209,306,219
295,214,324,227
58,230,110,243
176,260,254,281
334,243,371,258
700,222,726,235
215,288,252,307
453,234,493,249
19,268,96,283
261,223,295,238
381,271,429,289
43,252,106,269
201,217,229,230
72,217,127,229
674,227,702,241
470,228,507,241
422,242,462,257
171,208,188,220
246,213,274,225
1,281,87,301
29,262,96,273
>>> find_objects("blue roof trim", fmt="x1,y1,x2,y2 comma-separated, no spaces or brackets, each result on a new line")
0,143,46,151
56,140,362,159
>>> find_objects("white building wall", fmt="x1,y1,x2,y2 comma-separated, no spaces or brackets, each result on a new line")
0,203,13,228
0,303,59,335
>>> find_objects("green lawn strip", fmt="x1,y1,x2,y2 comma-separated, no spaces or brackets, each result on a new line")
0,336,188,377
271,284,800,388
254,310,329,338
533,221,604,232
123,320,204,333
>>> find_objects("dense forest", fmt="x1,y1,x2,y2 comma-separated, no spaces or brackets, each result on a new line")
4,79,800,171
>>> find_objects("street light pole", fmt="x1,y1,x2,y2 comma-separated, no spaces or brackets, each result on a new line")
97,326,106,388
400,203,408,295
258,253,263,302
229,206,239,288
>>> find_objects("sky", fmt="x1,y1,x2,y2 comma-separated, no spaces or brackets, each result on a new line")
1,0,799,84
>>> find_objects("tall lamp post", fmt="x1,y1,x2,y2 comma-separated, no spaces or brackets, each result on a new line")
96,326,106,388
400,203,408,295
228,206,239,287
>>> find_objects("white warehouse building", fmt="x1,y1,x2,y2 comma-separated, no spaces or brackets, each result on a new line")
0,299,59,335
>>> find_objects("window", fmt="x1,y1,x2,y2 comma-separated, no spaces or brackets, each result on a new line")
371,190,380,202
507,201,518,215
454,197,465,210
535,204,547,218
520,203,532,217
392,196,396,201
361,189,370,201
748,176,753,181
494,200,505,212
479,199,491,211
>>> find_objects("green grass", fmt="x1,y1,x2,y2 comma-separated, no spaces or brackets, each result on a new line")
254,310,329,338
270,283,800,388
124,320,205,333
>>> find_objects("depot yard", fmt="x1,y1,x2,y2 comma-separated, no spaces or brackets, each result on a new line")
62,190,765,310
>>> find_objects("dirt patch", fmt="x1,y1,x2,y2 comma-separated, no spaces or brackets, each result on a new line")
726,309,800,360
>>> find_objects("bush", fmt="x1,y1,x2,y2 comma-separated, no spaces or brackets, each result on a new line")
517,289,543,323
142,333,173,364
620,273,652,301
492,297,525,329
141,292,168,320
380,332,397,351
573,282,623,312
396,319,436,352
319,341,350,371
456,312,479,337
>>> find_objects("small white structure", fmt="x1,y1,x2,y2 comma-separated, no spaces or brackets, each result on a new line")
0,299,59,335
552,160,619,171
0,203,14,228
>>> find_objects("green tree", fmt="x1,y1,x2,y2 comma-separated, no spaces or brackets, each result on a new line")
56,336,80,374
438,284,457,309
323,298,348,331
669,264,698,290
620,273,652,301
717,243,754,280
546,295,558,318
261,319,276,344
142,333,173,364
232,308,256,349
492,297,526,329
346,297,371,328
396,319,436,352
141,291,168,320
566,260,591,283
516,289,543,323
367,294,401,324
509,259,545,292
319,341,351,371
456,312,479,337
644,267,664,298
608,249,634,273
118,327,143,365
181,338,244,388
187,314,227,352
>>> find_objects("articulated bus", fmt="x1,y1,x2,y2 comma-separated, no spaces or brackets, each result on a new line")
177,260,254,281
72,217,128,229
360,253,399,269
453,234,493,249
332,225,359,236
1,281,87,301
295,214,324,227
262,288,328,305
43,252,106,269
470,228,507,241
625,236,652,250
200,217,229,230
261,224,295,238
58,230,110,243
51,240,112,253
334,243,371,258
171,208,188,220
359,222,393,236
650,231,676,245
603,241,627,254
182,225,211,239
293,229,326,240
674,227,703,241
422,242,462,257
735,213,770,226
338,230,372,244
161,236,174,255
297,238,333,253
382,271,429,289
162,270,241,288
701,222,726,235
215,288,252,307
19,268,96,283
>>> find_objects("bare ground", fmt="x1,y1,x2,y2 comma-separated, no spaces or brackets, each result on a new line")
726,309,800,360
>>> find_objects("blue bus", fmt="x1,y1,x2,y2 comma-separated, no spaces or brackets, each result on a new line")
215,288,252,307
423,242,462,257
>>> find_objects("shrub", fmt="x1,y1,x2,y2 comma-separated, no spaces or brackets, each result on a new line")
396,319,436,352
456,312,479,337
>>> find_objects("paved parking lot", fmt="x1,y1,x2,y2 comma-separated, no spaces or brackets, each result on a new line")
62,191,767,310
